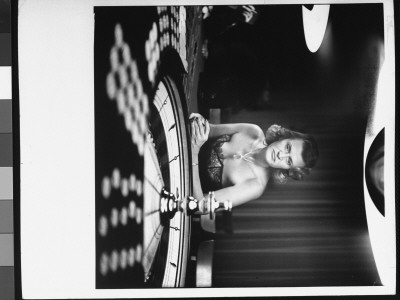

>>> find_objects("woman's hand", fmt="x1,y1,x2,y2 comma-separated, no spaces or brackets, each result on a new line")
190,113,210,155
241,5,257,23
189,113,206,123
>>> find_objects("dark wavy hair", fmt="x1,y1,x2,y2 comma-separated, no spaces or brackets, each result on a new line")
264,125,319,183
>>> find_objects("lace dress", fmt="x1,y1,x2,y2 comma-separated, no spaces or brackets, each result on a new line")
198,134,232,192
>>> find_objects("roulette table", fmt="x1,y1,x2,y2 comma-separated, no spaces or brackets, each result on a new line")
94,6,194,288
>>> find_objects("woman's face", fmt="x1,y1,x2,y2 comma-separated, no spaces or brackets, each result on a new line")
265,138,306,169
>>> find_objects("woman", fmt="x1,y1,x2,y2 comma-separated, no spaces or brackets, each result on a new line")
190,113,319,208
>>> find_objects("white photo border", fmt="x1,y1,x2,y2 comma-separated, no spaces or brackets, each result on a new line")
17,0,396,298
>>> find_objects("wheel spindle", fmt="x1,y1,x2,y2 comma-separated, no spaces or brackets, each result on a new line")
186,192,232,218
160,189,233,223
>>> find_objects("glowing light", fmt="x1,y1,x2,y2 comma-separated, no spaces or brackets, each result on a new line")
123,108,133,132
99,253,109,276
130,121,139,146
136,180,143,196
137,132,145,156
119,249,128,269
302,5,330,53
111,168,121,189
118,66,128,89
110,47,119,72
159,18,163,32
101,176,111,199
139,111,147,134
129,61,138,81
128,200,136,218
122,43,131,65
151,22,158,42
120,207,128,226
135,79,143,101
128,248,135,267
121,178,129,197
129,175,136,192
145,40,151,62
135,244,143,263
114,24,123,47
147,60,155,83
98,215,108,237
106,73,116,100
116,90,126,114
109,250,119,272
110,208,119,228
136,207,143,224
141,94,149,116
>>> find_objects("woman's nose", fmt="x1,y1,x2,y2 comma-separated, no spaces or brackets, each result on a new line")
278,151,289,160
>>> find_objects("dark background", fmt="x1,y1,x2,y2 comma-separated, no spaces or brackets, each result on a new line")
210,4,384,287
0,0,10,32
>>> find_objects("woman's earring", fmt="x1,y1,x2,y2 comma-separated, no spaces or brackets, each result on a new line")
263,139,268,146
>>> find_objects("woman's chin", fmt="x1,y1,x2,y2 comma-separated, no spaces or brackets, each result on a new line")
264,149,273,167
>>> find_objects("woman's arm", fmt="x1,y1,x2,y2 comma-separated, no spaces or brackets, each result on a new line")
193,168,265,210
190,116,210,202
213,178,265,207
189,112,262,140
208,123,262,140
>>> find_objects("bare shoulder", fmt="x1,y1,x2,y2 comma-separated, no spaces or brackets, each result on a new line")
248,169,270,198
209,123,264,139
254,165,270,187
229,163,269,190
238,123,264,138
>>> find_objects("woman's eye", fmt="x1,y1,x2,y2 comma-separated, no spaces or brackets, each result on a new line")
287,158,292,167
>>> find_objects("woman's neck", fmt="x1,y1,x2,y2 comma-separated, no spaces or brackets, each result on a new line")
232,138,270,167
250,146,269,168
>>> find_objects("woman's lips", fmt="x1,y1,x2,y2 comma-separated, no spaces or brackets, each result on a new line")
272,149,275,162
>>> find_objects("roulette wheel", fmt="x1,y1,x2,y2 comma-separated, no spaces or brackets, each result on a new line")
143,73,191,287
